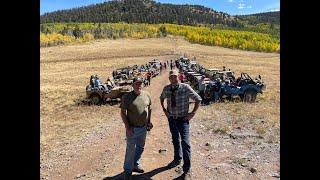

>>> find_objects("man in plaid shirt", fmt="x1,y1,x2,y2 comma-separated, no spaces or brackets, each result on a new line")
160,70,202,179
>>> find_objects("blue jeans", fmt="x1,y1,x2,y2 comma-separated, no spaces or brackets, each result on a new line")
213,91,219,102
123,126,147,174
168,117,191,173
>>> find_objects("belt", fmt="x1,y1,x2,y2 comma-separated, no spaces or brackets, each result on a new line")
132,124,146,128
169,116,186,120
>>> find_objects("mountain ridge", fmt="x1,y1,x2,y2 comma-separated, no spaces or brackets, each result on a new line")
41,0,240,26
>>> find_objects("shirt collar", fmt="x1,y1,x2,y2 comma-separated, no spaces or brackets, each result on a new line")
171,82,181,89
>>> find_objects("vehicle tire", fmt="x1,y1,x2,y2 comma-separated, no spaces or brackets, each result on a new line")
226,95,232,101
107,85,113,90
86,85,91,91
243,90,257,103
90,94,101,105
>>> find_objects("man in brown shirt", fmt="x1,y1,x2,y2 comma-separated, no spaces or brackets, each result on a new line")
120,77,153,180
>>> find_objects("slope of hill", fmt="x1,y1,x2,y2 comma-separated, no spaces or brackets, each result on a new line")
236,11,280,25
40,0,239,26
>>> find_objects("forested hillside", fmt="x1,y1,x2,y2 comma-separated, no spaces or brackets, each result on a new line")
237,11,280,25
40,0,240,27
40,0,280,53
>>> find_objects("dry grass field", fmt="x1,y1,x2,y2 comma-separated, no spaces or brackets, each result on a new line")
40,36,279,179
40,38,176,149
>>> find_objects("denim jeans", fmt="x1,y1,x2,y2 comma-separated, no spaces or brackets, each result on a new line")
168,117,191,173
123,126,147,174
213,91,219,102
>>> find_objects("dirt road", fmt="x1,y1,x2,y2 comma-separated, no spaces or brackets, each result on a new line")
40,37,280,180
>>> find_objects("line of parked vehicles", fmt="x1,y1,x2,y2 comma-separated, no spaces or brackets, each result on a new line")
85,56,266,105
85,59,163,104
175,56,266,103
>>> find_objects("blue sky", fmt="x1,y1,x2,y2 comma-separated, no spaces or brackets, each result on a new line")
40,0,280,16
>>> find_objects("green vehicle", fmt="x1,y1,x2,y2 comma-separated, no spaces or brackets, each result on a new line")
86,75,132,105
86,85,132,105
204,68,221,79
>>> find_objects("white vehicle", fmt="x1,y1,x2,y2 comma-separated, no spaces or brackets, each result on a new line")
149,59,161,69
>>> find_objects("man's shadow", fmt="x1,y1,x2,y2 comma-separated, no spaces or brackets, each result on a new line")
103,165,172,180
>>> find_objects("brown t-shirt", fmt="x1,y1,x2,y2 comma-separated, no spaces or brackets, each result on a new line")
120,91,151,126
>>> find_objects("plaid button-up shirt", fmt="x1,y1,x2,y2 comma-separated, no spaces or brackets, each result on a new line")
160,83,202,117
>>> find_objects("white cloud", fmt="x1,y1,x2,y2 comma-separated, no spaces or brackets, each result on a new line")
238,3,245,9
269,8,280,12
237,1,253,10
228,0,233,2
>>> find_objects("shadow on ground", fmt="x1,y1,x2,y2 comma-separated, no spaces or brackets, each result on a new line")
74,98,120,106
103,165,172,180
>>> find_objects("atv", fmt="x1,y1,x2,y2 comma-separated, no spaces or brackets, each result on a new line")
222,73,266,103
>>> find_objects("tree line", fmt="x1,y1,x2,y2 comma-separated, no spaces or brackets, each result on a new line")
40,23,279,53
236,11,280,25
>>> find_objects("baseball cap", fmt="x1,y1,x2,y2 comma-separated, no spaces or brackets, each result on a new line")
169,70,179,76
133,77,143,83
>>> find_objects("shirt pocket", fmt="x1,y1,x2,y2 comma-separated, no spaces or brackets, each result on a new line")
177,89,185,96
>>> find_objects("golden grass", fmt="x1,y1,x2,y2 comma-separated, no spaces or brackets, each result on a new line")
41,37,178,151
179,36,280,142
40,36,280,152
197,57,278,141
